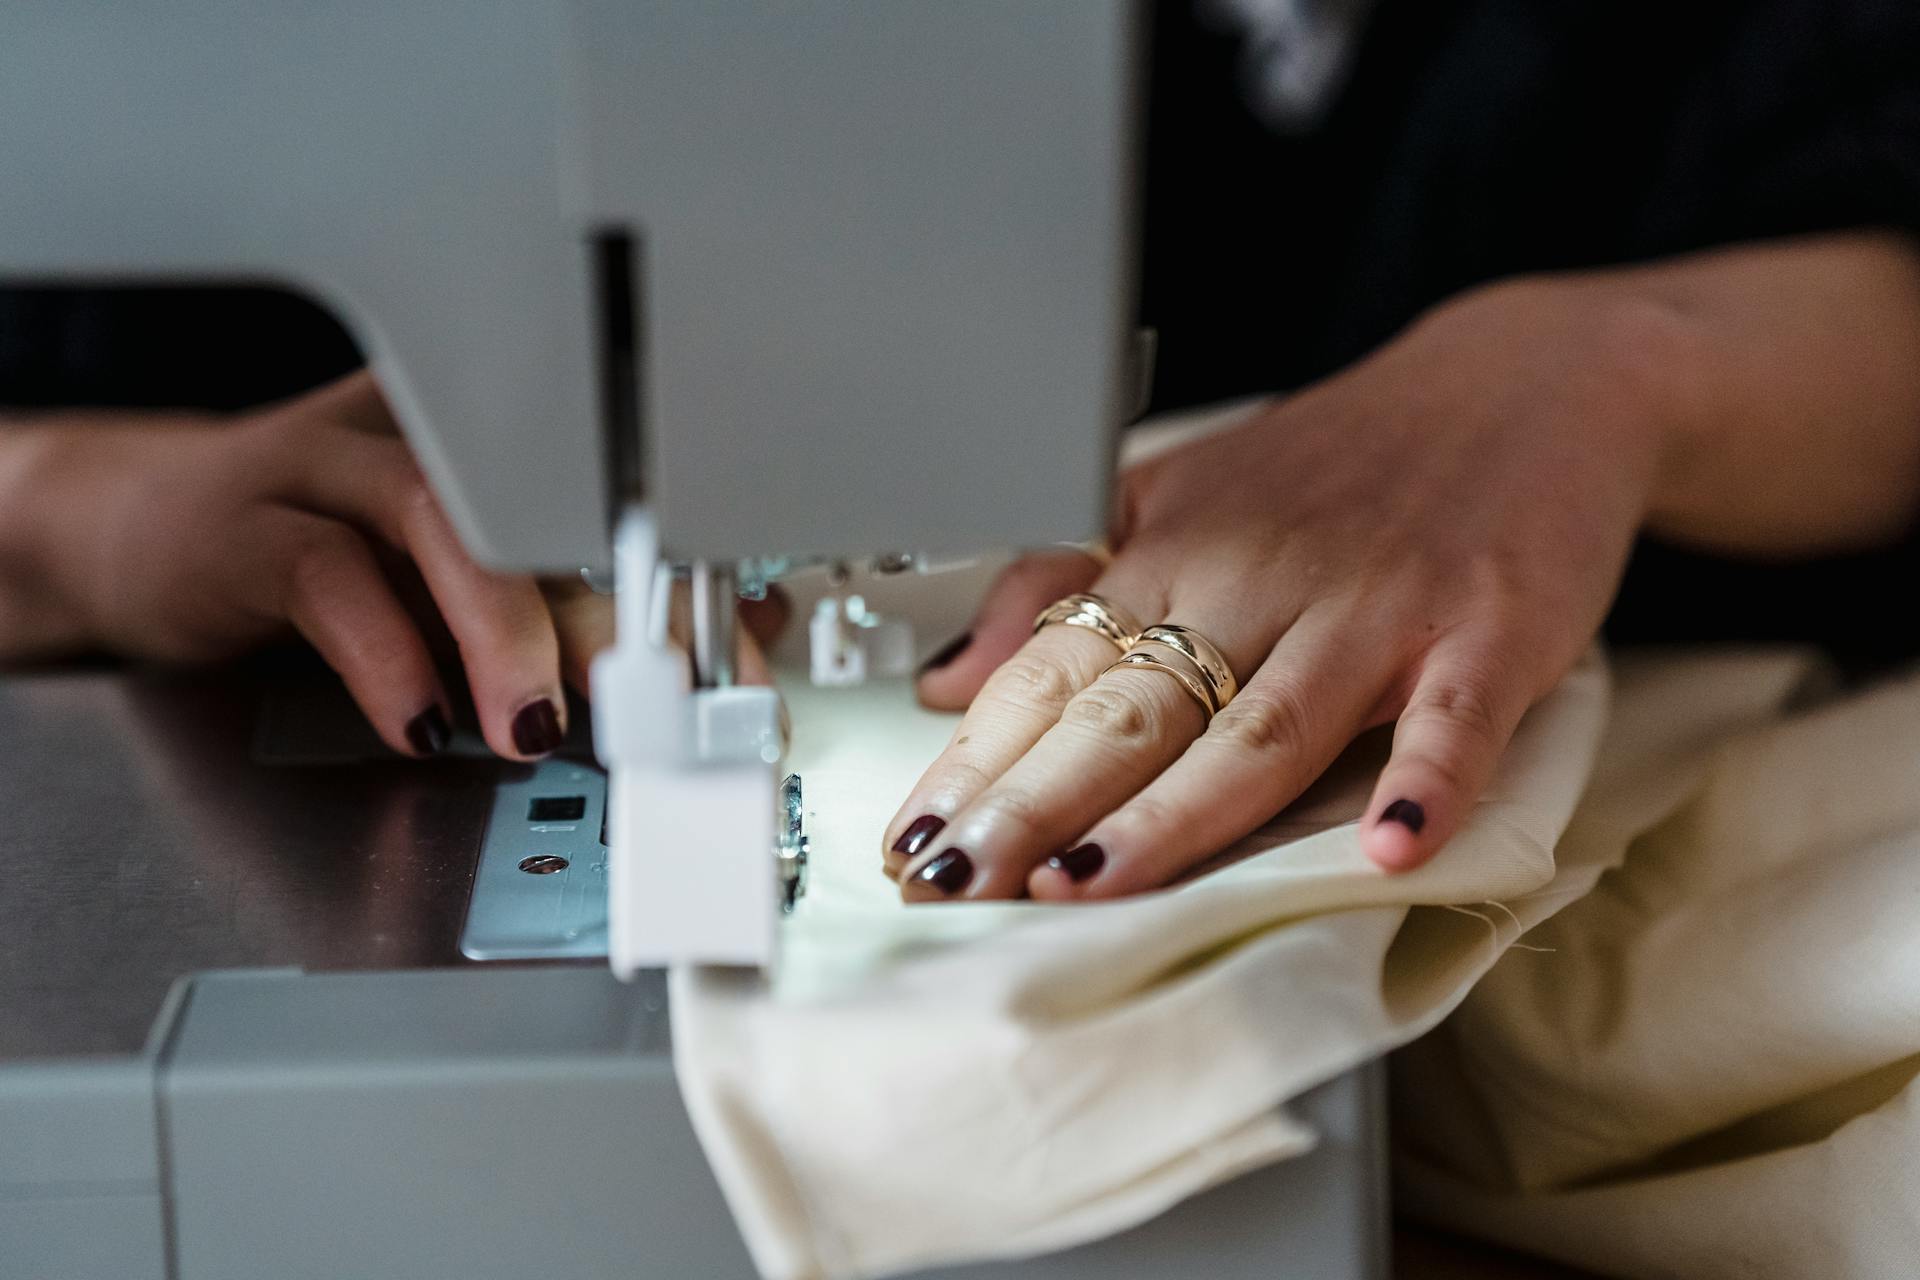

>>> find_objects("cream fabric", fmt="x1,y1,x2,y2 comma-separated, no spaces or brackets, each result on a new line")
1395,650,1920,1279
670,645,1614,1280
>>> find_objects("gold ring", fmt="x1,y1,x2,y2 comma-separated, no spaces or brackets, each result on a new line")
1103,649,1218,721
1033,592,1143,652
1136,624,1238,709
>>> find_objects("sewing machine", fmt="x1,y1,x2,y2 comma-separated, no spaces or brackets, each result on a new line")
0,4,1387,1276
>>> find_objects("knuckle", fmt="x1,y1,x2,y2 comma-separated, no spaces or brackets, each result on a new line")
977,787,1049,840
1112,790,1176,839
1405,744,1477,800
282,526,362,609
397,472,441,525
987,653,1084,716
1413,671,1506,744
1208,683,1310,759
1059,684,1159,744
933,754,997,799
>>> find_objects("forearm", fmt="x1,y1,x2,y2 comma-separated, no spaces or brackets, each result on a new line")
1533,232,1920,558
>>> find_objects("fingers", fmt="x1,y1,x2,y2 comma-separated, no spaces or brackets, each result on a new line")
1027,603,1394,899
914,550,1102,710
739,587,791,652
657,581,779,689
541,573,784,698
894,538,1542,900
273,412,566,760
898,655,1208,900
542,577,615,693
389,486,567,760
882,621,1132,878
1361,638,1535,873
248,507,450,758
894,571,1277,901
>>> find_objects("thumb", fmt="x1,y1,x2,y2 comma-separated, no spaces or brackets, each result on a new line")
915,549,1102,711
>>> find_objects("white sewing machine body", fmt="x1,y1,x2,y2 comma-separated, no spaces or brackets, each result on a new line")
0,4,1389,1275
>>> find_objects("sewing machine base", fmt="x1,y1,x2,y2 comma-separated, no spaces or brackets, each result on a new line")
0,664,1386,1279
0,967,1385,1280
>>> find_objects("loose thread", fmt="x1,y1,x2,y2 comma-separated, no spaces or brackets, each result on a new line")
1439,901,1557,965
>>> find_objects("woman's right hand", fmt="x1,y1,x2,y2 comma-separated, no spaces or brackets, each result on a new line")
0,371,780,759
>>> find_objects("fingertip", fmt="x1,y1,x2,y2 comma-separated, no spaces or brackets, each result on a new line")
916,630,974,675
913,622,1038,710
899,848,975,903
501,694,566,760
914,666,977,711
739,588,791,648
1363,828,1426,872
899,875,945,905
402,703,452,759
1363,798,1433,872
883,812,947,880
913,630,989,710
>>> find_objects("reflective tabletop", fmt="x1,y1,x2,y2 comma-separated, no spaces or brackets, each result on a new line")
0,653,588,1060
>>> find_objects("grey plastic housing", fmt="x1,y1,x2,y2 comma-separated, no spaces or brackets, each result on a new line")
0,968,1387,1280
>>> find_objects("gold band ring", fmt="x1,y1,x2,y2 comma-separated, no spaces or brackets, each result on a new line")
1033,592,1143,653
1135,624,1238,710
1103,648,1218,721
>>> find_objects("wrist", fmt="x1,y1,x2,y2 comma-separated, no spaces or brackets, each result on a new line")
1429,273,1713,525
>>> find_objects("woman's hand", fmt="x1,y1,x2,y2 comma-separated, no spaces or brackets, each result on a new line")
0,369,789,759
0,371,606,758
883,232,1920,901
883,281,1665,898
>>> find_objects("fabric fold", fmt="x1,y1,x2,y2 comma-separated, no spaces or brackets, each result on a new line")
1396,650,1920,1279
670,649,1613,1279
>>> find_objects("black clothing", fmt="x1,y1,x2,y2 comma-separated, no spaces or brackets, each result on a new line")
1141,0,1920,408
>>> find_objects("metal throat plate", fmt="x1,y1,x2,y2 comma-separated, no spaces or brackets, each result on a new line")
460,760,611,961
461,764,807,960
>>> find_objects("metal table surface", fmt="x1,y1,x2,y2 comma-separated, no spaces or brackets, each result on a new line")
0,654,573,1061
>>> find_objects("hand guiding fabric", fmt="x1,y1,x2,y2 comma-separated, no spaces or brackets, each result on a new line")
883,272,1686,900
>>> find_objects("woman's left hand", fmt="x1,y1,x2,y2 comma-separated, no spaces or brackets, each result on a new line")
882,276,1680,899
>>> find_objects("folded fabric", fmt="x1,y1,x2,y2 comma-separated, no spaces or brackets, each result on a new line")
670,642,1614,1280
1395,650,1920,1279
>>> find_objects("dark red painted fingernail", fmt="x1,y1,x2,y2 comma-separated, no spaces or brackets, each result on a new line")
891,814,946,858
512,699,563,756
918,631,973,674
404,705,451,757
1049,843,1106,882
915,850,974,895
1380,798,1425,834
